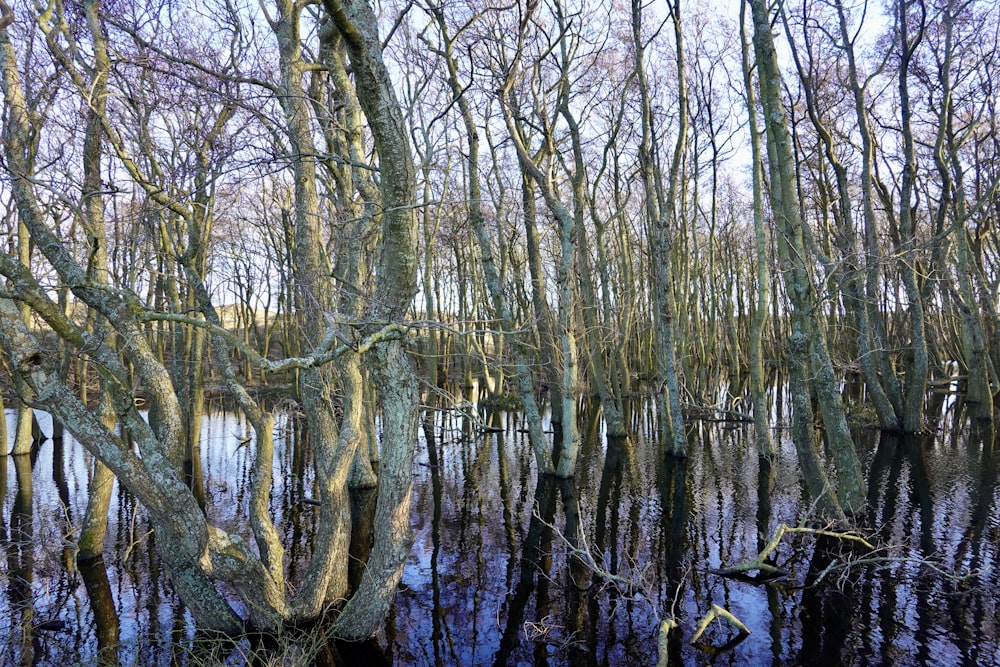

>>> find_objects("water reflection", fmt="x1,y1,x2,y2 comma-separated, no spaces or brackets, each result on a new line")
2,402,1000,665
78,555,119,665
8,453,34,665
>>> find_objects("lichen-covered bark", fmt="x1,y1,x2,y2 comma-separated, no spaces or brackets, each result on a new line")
320,25,380,488
0,3,282,632
272,0,354,615
739,2,776,458
323,0,421,639
834,0,906,426
748,0,864,518
497,1,582,476
631,0,687,457
782,4,902,434
561,76,627,440
933,5,994,423
0,298,243,632
895,0,930,433
76,0,117,560
10,218,34,457
521,164,563,428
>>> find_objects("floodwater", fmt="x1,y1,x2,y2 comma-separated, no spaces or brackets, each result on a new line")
2,392,999,666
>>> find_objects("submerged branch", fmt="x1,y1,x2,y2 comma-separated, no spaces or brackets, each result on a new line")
809,553,988,590
710,522,982,591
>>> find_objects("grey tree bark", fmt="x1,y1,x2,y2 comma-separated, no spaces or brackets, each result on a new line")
271,0,356,617
10,217,34,457
895,0,930,433
631,0,687,457
76,0,117,560
781,4,903,434
932,3,994,422
747,0,865,518
322,0,422,639
498,2,581,477
833,0,906,425
426,3,553,474
739,1,776,458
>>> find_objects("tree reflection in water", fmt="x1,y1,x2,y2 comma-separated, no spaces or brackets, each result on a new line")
1,401,997,665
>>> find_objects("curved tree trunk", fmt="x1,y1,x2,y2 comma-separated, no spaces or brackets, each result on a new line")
76,0,120,559
271,0,355,615
834,0,905,423
781,6,902,434
522,174,563,428
497,0,585,476
747,0,862,519
323,0,421,639
896,0,930,433
632,0,687,457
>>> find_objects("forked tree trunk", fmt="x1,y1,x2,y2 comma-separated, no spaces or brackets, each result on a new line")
323,0,421,639
781,5,902,434
272,0,355,615
564,97,628,439
497,0,581,476
319,25,381,488
748,0,865,518
934,5,994,422
895,0,930,433
1,4,258,632
834,0,905,424
522,171,564,428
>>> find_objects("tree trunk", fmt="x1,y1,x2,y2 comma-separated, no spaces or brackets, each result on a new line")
739,2,776,458
497,1,581,476
933,5,993,422
429,7,553,474
522,174,563,427
748,0,864,518
782,4,903,433
272,0,354,614
11,219,34,457
632,0,687,457
834,0,905,422
323,0,421,638
896,0,930,433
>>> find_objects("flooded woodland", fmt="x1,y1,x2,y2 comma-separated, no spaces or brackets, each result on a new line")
2,0,1000,664
3,387,1000,666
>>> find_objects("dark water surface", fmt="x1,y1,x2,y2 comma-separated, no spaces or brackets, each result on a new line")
2,395,999,666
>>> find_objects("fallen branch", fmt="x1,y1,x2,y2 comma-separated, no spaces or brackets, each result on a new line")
810,553,988,590
535,506,752,667
537,507,652,598
689,604,750,654
655,619,677,667
681,403,753,422
711,523,874,579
